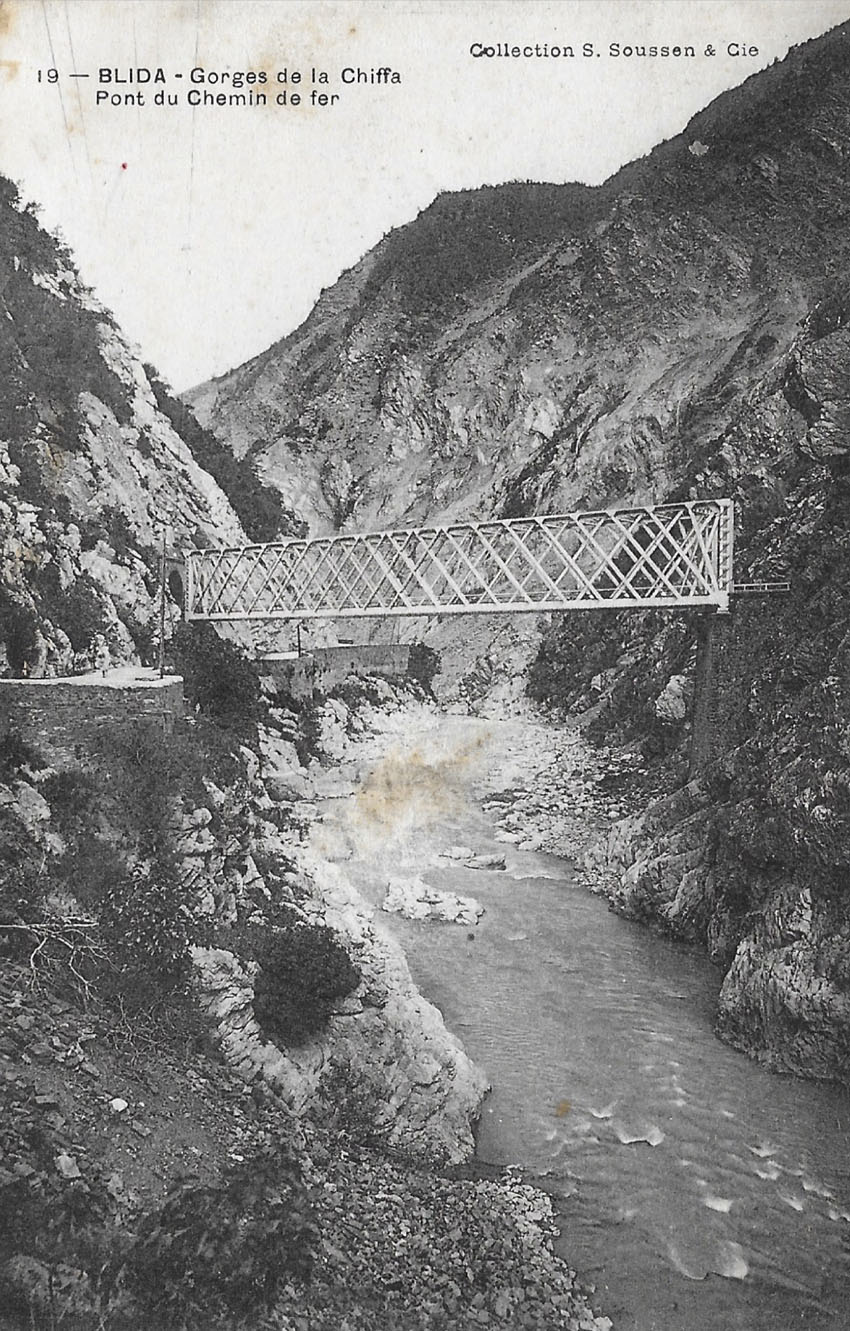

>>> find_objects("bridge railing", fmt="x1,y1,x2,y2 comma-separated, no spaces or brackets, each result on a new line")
183,499,734,621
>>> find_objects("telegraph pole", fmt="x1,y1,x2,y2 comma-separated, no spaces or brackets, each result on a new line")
158,527,167,677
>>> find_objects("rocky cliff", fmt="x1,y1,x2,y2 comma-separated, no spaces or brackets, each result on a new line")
187,21,850,686
187,22,850,1084
189,25,850,536
0,176,307,679
592,297,850,1084
0,173,488,1199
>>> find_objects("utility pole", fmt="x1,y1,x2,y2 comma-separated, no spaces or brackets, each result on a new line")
158,527,167,677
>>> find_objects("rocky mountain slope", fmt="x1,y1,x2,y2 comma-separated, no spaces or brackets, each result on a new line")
187,20,850,690
189,23,850,539
0,177,306,678
187,21,850,1085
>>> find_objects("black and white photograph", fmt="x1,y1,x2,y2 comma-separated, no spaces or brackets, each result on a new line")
2,1,850,1327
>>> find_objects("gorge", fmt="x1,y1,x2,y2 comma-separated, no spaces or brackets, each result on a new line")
3,16,850,1330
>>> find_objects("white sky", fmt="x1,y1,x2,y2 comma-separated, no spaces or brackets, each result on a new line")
1,0,849,390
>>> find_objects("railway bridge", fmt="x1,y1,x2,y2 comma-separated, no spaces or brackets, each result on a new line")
168,498,787,775
178,500,741,623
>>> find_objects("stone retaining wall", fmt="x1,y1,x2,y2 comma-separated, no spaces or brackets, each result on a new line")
0,671,183,767
260,644,413,700
313,644,412,689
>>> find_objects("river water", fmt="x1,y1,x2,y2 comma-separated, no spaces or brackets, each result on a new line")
316,712,850,1331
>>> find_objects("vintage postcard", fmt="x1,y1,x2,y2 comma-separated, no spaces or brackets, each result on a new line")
2,2,850,1329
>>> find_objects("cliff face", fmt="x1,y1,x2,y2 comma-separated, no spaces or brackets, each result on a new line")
596,287,850,1084
0,176,251,677
0,179,486,1165
187,23,850,1083
190,26,850,544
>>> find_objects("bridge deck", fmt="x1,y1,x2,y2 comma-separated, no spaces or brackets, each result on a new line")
183,500,734,622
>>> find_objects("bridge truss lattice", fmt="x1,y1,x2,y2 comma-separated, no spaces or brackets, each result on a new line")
182,500,735,622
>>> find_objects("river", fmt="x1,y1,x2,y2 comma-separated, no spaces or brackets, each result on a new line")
314,709,850,1331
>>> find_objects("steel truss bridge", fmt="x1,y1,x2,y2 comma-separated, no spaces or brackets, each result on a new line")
181,499,752,623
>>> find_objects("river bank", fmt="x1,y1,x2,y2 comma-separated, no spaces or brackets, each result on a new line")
0,681,613,1331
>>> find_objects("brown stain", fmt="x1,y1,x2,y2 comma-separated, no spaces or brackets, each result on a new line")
352,731,490,840
0,58,18,79
0,3,17,39
555,1099,572,1118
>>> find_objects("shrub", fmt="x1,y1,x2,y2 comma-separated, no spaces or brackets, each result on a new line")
0,728,46,782
168,622,266,733
96,719,213,853
253,921,361,1045
408,643,440,695
53,837,126,912
113,1141,317,1324
98,856,192,983
0,805,51,950
0,587,40,676
317,1057,389,1147
79,505,137,562
0,864,49,956
5,439,74,525
40,769,97,831
29,564,108,654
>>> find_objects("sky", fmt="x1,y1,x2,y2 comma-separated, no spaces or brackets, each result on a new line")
1,0,850,391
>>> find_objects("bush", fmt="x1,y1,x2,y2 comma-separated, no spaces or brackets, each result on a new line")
98,856,192,983
168,622,266,733
29,564,108,654
317,1057,388,1148
53,837,126,913
253,921,361,1045
113,1141,317,1324
40,769,97,831
0,587,40,676
0,729,46,782
408,643,440,695
96,719,212,851
0,805,51,953
79,505,137,562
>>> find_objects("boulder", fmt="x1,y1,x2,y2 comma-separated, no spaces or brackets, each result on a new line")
464,852,506,871
383,876,483,926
